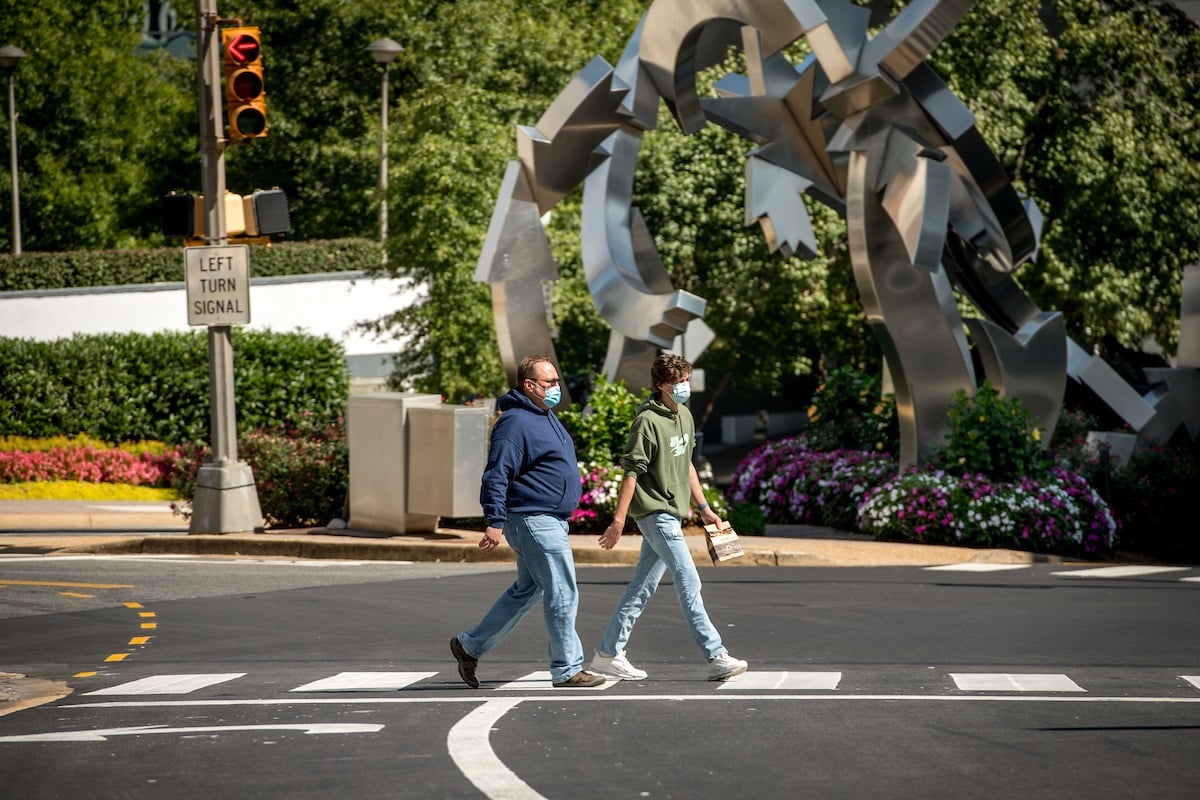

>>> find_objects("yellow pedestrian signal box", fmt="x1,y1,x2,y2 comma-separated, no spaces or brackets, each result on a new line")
221,26,267,140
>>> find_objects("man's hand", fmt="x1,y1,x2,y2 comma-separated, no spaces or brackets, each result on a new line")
598,520,624,550
479,526,504,552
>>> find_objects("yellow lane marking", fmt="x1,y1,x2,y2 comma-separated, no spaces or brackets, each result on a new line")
59,592,93,598
123,602,143,609
128,637,151,645
74,672,97,678
138,612,156,618
0,580,133,590
141,623,157,630
104,653,129,663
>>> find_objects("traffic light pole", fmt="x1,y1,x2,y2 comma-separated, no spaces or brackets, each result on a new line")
188,0,262,534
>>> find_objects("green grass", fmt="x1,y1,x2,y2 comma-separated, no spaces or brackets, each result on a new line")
0,482,182,501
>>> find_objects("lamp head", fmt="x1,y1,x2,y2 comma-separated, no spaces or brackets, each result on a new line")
0,44,27,73
366,38,403,65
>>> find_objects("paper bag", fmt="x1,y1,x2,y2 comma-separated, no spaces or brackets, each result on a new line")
703,521,744,564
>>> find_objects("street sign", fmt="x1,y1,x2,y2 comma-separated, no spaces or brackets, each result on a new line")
185,245,251,326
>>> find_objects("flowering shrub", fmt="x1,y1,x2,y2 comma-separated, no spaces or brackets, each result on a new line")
856,467,1117,558
1,434,176,456
1097,440,1200,561
727,436,894,529
570,461,729,533
571,462,623,529
729,431,1118,559
0,441,182,486
931,382,1046,482
169,416,348,529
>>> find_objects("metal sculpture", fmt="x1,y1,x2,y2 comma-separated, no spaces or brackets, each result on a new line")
476,0,1199,464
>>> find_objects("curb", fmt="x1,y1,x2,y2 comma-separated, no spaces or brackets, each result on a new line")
0,673,73,718
39,530,1058,568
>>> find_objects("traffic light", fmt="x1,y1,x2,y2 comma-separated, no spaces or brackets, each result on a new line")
221,26,267,140
162,190,290,240
162,192,196,238
243,189,291,236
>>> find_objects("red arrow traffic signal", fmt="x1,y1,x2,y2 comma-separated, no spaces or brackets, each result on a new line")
220,26,267,140
224,33,260,65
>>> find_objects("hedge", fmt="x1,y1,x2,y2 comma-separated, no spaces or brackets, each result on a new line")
0,330,349,444
0,238,383,292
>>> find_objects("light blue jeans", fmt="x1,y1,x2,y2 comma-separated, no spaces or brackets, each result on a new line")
597,511,726,661
458,513,585,684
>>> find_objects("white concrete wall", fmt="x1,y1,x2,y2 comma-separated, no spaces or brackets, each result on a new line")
0,271,420,378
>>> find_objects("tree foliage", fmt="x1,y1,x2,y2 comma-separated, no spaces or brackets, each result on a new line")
0,1,195,251
932,0,1200,353
3,0,1199,399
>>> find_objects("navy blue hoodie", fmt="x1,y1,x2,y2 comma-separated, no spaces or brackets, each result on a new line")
479,388,581,527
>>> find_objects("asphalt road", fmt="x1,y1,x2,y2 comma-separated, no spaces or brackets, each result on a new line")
1,554,1198,799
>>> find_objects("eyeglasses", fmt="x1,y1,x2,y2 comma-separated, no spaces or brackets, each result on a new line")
530,378,560,388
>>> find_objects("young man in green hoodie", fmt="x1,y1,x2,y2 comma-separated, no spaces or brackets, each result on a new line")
592,353,749,681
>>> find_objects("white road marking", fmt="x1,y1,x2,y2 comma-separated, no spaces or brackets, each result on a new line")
447,699,544,800
291,672,437,692
63,694,1200,710
494,671,617,691
951,673,1085,692
0,723,383,743
84,673,245,696
925,563,1031,572
717,671,842,690
1183,676,1200,690
1052,566,1190,579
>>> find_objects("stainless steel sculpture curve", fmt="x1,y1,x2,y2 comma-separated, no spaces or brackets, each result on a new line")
476,0,1198,463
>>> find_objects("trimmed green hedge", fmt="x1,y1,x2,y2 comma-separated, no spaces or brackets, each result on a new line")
0,238,383,292
0,330,349,444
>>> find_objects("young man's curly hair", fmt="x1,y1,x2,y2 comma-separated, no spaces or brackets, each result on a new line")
650,353,691,397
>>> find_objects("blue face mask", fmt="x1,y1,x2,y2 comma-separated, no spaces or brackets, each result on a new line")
670,381,691,404
543,385,562,408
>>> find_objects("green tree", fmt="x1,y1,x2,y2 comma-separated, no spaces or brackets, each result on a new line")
933,0,1200,354
368,0,648,400
0,1,195,251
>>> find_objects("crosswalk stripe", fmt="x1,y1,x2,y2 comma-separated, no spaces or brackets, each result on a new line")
494,671,617,691
926,564,1031,572
74,669,1200,698
1052,566,1190,579
951,673,1084,692
717,671,842,691
291,672,437,693
84,673,246,696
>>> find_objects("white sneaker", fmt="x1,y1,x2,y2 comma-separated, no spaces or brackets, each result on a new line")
707,652,748,681
590,650,648,680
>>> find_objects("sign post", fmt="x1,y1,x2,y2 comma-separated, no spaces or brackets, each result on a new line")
188,0,262,534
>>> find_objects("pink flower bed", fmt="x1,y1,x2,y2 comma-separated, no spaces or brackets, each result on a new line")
0,446,182,486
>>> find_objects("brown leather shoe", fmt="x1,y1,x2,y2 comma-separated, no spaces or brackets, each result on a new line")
552,670,605,688
450,637,480,689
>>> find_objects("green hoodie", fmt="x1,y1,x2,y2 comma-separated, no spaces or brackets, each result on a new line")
619,397,697,521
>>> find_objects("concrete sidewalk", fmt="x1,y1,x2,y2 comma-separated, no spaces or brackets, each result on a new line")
0,500,1068,568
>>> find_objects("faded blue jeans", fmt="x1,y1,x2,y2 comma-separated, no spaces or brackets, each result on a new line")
597,511,726,661
457,512,585,684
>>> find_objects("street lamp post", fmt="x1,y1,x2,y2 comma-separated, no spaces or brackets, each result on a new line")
0,44,25,256
365,37,403,255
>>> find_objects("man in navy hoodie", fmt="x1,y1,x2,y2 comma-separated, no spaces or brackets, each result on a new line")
451,355,605,688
